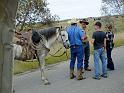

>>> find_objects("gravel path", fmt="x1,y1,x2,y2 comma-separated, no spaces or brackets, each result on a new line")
14,46,124,93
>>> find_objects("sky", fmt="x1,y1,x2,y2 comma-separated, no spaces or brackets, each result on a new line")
48,0,102,20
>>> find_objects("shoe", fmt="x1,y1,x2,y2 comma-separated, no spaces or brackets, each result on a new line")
81,67,84,73
70,69,75,79
101,74,108,78
92,76,101,80
85,68,91,71
77,69,86,80
70,75,76,79
107,61,115,70
107,68,115,71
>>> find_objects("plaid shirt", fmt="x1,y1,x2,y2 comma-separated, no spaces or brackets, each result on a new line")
106,31,114,48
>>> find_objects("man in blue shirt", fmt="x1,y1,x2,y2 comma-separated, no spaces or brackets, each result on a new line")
67,19,85,80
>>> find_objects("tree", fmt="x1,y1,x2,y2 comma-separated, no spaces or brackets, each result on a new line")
101,0,124,32
0,0,58,93
101,0,124,15
0,0,18,93
16,0,59,31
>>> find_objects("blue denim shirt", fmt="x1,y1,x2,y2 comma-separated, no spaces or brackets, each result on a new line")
67,25,84,46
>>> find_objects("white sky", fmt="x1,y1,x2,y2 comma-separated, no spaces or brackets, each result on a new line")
48,0,102,20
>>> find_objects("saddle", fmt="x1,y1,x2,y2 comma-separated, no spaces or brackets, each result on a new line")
14,33,36,61
20,45,36,61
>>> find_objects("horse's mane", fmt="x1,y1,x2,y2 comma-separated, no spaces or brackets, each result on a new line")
38,27,59,40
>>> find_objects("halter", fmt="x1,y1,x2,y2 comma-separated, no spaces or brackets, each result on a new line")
46,28,70,58
58,29,69,49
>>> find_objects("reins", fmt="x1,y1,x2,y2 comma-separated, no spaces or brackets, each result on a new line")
48,47,66,57
48,30,69,58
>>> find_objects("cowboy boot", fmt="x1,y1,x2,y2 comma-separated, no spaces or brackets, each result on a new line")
77,69,86,80
85,67,92,71
70,69,75,79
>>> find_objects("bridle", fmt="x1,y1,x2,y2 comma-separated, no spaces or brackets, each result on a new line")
32,27,69,58
58,29,69,49
47,29,69,58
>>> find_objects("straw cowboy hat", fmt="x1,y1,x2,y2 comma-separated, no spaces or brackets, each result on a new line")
70,18,78,24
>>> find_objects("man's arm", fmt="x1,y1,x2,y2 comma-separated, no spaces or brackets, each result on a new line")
78,28,85,40
91,39,95,44
104,38,106,49
82,34,87,40
104,32,107,51
112,32,114,39
91,32,95,44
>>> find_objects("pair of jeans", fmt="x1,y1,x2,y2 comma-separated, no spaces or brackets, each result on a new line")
93,48,107,78
83,42,90,69
70,45,84,70
106,47,115,70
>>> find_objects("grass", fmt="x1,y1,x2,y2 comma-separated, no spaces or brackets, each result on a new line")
114,32,124,47
14,52,69,74
14,60,39,74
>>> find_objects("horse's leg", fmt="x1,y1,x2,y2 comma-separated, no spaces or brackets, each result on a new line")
36,50,50,85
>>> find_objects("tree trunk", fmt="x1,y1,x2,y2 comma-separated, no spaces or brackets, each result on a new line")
0,0,18,93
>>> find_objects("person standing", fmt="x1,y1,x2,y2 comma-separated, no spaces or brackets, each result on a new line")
80,19,91,71
92,22,107,80
67,19,85,80
106,24,115,70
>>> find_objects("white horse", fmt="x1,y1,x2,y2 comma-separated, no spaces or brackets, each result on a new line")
13,27,70,85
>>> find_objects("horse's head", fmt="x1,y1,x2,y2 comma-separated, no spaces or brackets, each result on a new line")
56,26,70,49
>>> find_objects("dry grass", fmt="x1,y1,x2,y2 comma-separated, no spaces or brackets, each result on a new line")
114,32,124,47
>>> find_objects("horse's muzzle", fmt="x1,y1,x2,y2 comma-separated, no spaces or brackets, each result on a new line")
64,41,70,49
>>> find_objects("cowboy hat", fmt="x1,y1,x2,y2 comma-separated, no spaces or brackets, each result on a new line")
79,19,89,25
70,18,78,24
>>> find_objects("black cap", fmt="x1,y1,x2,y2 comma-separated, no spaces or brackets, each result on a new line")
79,19,89,25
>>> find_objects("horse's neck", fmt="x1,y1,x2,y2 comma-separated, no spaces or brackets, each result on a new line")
45,33,59,48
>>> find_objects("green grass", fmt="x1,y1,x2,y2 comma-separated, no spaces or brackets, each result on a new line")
114,39,124,47
14,60,39,74
14,50,70,74
113,32,124,47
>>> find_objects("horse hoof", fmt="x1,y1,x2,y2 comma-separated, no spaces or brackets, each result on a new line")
44,81,51,85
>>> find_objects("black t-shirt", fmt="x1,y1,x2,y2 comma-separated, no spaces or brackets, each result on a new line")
92,31,106,50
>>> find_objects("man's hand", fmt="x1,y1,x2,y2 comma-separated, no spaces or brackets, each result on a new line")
82,35,88,43
90,39,95,44
83,35,88,40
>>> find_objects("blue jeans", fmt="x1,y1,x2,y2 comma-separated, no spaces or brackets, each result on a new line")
70,45,84,70
94,48,107,78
